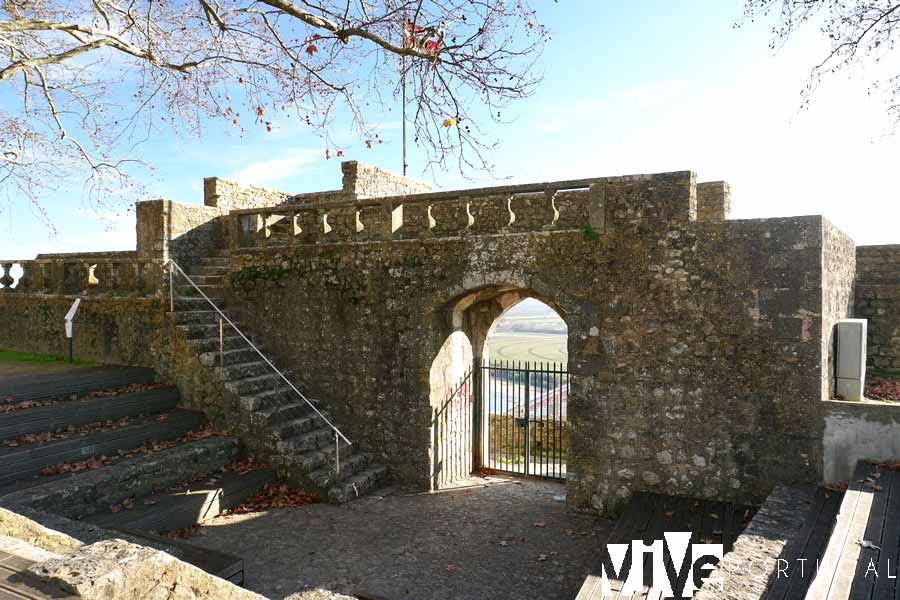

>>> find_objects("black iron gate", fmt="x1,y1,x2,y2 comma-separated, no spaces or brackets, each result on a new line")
479,360,568,480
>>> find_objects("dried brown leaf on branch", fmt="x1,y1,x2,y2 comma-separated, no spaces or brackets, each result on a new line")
0,0,550,229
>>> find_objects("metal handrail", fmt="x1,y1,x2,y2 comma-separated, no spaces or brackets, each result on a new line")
165,258,352,446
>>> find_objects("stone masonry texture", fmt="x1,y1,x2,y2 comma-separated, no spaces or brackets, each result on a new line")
0,162,872,515
219,168,854,513
855,244,900,376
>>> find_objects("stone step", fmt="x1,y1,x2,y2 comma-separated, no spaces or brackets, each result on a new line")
182,274,225,286
200,347,259,368
173,297,226,311
276,427,334,454
190,265,229,277
197,257,230,267
238,386,295,412
187,335,249,353
266,415,317,441
220,361,270,382
0,438,240,520
252,400,319,427
327,465,388,504
223,373,282,396
175,285,224,299
277,442,338,472
177,322,243,340
0,387,179,442
0,410,206,490
85,467,276,532
170,310,235,326
308,452,370,489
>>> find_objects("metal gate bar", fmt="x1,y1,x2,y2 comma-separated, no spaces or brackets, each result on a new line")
479,359,568,480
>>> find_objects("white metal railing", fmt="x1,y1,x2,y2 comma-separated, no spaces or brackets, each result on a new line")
165,259,351,468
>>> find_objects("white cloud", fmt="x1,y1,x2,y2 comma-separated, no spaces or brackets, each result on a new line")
229,149,321,188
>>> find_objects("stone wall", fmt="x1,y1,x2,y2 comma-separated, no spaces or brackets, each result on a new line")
0,294,166,367
0,162,867,515
341,161,431,199
223,171,849,512
855,244,900,376
136,199,224,265
203,177,292,211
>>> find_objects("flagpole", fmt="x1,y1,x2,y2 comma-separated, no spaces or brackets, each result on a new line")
401,54,407,177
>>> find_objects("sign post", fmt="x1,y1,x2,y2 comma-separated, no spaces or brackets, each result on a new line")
65,298,81,364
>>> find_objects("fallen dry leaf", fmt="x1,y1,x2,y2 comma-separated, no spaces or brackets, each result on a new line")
223,483,319,515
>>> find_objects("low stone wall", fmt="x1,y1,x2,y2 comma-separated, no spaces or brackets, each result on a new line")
822,399,900,482
856,244,900,376
0,294,165,367
0,508,265,600
33,538,267,600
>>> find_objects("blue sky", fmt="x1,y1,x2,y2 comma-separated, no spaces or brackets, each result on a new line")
3,0,899,257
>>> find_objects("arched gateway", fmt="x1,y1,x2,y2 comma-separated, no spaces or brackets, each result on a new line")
429,286,571,488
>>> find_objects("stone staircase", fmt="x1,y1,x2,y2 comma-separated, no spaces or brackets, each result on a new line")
171,251,387,503
0,364,273,584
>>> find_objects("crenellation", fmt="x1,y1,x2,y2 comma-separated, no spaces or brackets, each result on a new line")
697,180,731,221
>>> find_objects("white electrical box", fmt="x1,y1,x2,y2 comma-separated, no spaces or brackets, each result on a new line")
835,319,867,401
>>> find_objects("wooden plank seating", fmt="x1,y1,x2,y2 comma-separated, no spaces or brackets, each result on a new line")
0,366,157,403
0,387,179,442
0,410,205,492
576,492,756,600
0,549,76,599
763,487,843,600
806,461,900,600
87,468,276,532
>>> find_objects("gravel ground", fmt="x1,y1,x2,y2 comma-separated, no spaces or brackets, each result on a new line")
191,476,611,600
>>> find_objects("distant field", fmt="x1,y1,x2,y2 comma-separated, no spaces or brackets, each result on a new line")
485,333,567,365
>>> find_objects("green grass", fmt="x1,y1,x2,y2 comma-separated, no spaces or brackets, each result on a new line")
0,349,96,365
485,333,567,365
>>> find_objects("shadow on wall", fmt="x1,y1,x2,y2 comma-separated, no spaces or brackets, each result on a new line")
430,330,473,490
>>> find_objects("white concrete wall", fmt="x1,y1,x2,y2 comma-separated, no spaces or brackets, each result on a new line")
823,399,900,482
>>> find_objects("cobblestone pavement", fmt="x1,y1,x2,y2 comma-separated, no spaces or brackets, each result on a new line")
191,476,612,600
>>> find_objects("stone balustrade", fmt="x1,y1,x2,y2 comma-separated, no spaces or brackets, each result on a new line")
0,257,163,297
230,178,601,248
